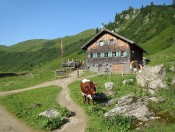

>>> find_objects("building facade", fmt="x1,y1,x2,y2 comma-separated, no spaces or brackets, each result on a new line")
81,29,147,73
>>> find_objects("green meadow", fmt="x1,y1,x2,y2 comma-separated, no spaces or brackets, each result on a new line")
0,86,71,130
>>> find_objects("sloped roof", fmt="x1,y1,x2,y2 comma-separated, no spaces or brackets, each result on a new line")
81,29,147,54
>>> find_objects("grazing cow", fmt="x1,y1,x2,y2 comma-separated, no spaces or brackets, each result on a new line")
80,79,96,105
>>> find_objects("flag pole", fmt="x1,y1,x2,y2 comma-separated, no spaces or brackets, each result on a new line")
61,40,63,69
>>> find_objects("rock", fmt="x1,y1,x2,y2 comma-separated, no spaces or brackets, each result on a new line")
171,77,175,86
136,65,167,95
105,82,115,90
39,109,60,118
31,103,42,109
148,97,165,103
104,95,155,122
122,79,134,85
148,89,155,95
104,90,116,97
170,66,175,72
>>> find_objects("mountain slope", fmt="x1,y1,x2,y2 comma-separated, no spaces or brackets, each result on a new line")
106,5,175,45
105,5,175,66
0,29,95,72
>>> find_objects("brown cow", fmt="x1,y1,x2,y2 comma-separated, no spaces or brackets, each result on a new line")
80,79,96,105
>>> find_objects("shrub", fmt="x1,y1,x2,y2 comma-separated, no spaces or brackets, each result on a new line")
37,116,66,130
101,114,133,131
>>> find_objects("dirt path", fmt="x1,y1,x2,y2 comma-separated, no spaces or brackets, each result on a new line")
0,70,94,132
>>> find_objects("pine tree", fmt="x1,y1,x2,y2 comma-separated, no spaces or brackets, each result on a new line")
96,28,99,34
141,5,144,12
150,1,154,6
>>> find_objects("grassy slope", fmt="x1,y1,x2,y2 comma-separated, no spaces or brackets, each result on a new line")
0,29,95,72
115,5,175,44
0,86,71,130
142,25,175,66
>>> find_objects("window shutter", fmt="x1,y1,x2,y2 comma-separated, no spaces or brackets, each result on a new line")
124,51,128,57
93,53,97,58
100,53,104,58
118,51,121,57
88,54,91,58
114,38,117,44
108,52,112,57
108,40,110,45
97,40,100,46
116,51,120,57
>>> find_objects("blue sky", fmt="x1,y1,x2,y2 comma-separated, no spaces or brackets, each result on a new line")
0,0,172,46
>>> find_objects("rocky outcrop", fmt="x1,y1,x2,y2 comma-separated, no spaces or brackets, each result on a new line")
136,65,167,95
104,95,159,122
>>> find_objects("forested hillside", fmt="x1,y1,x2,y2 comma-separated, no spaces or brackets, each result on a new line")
105,5,175,66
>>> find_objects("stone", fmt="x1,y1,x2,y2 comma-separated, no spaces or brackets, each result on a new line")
104,89,117,97
171,77,175,86
39,109,60,118
148,96,165,103
136,64,168,95
122,79,134,85
104,95,155,122
31,103,42,109
105,82,115,90
170,66,175,72
148,89,155,95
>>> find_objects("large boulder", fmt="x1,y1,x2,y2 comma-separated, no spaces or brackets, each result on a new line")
104,95,157,122
136,65,167,95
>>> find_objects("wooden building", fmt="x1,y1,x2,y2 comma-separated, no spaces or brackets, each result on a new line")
81,29,147,74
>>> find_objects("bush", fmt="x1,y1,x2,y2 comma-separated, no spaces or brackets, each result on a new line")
101,114,133,131
37,116,66,130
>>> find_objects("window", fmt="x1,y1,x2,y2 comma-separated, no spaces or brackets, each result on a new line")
105,53,108,57
121,51,128,57
88,54,93,58
97,40,105,46
108,39,115,45
90,53,93,58
131,51,135,58
108,39,116,45
99,40,105,46
97,53,100,58
112,52,116,57
93,53,97,58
